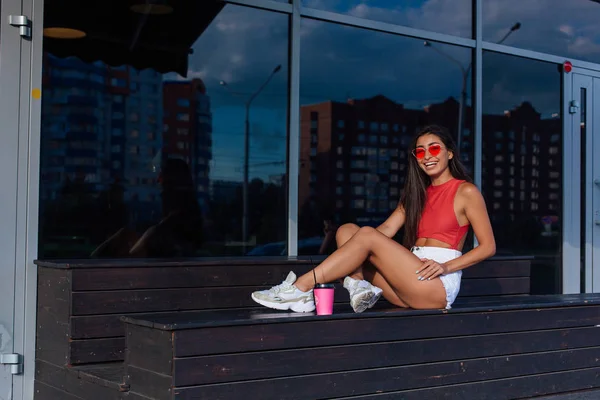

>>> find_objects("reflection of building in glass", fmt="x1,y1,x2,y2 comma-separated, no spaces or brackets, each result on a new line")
300,95,559,235
40,55,162,209
40,56,108,201
482,102,561,241
300,95,418,226
123,68,163,220
211,180,240,204
163,79,213,212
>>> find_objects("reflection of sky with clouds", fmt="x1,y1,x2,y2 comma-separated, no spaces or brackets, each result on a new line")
301,0,472,38
298,20,470,107
164,0,600,181
165,5,289,182
484,0,600,63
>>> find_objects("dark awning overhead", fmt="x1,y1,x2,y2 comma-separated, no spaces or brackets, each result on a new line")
43,0,225,76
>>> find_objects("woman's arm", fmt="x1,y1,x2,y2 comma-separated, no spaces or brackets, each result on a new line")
443,183,496,273
376,206,406,238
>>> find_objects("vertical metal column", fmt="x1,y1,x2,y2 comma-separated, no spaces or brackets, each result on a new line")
287,0,301,256
473,0,483,247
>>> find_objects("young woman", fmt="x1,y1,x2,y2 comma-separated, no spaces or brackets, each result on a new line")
251,125,496,312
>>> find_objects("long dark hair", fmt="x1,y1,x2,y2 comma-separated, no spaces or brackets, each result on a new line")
399,125,471,248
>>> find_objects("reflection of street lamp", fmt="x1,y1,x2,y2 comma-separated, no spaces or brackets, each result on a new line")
423,22,520,154
497,22,521,45
220,64,282,252
423,40,470,153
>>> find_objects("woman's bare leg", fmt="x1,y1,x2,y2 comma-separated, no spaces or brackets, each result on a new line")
295,226,446,309
335,224,366,280
336,223,409,308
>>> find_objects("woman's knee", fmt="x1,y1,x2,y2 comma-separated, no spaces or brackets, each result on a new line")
356,226,379,242
336,223,359,244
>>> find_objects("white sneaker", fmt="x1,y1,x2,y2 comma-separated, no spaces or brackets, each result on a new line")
343,276,383,313
251,271,315,313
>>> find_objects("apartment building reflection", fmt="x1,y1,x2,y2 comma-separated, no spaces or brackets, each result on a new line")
482,103,562,252
300,96,462,227
300,95,560,250
163,79,213,213
39,55,164,255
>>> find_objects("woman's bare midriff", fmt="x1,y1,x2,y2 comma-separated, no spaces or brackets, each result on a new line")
414,237,465,252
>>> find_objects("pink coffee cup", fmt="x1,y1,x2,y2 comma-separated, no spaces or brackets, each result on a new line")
314,283,335,315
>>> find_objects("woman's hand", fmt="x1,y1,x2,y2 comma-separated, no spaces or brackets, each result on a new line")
416,258,448,281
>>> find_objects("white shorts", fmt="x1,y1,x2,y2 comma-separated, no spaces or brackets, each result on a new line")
411,246,462,309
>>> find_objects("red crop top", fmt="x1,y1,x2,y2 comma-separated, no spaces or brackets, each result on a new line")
417,178,469,250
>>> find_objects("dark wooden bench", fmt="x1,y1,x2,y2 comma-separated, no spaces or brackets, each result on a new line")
121,295,600,399
33,256,600,399
34,256,531,366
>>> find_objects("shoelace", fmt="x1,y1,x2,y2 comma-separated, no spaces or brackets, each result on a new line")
268,280,291,295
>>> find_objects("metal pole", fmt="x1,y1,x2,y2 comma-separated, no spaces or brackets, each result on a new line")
243,103,250,253
457,72,465,152
458,64,471,156
424,21,519,154
220,65,281,253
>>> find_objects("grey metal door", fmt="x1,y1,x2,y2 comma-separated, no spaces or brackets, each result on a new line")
0,0,35,398
566,71,600,294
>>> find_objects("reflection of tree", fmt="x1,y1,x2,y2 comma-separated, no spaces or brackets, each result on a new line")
207,177,286,251
84,159,206,258
40,177,128,258
299,200,358,241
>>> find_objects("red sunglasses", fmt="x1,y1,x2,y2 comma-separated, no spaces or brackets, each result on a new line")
412,143,443,159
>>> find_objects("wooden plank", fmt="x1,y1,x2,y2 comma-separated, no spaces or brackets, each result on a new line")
172,326,600,386
71,287,267,315
34,381,83,400
69,338,125,364
126,325,173,376
174,306,600,356
35,360,122,400
36,255,531,269
122,393,157,400
462,259,530,278
123,392,157,400
36,255,327,269
36,268,72,366
35,379,152,400
72,308,285,340
460,277,530,296
74,363,125,388
126,365,172,400
346,368,600,400
71,315,124,339
172,348,600,399
71,264,313,291
72,308,298,340
71,260,530,291
120,294,600,331
535,389,600,399
72,276,530,316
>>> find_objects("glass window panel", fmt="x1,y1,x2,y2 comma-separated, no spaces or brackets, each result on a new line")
302,0,472,38
299,20,473,255
39,4,289,258
483,0,600,63
482,51,562,294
